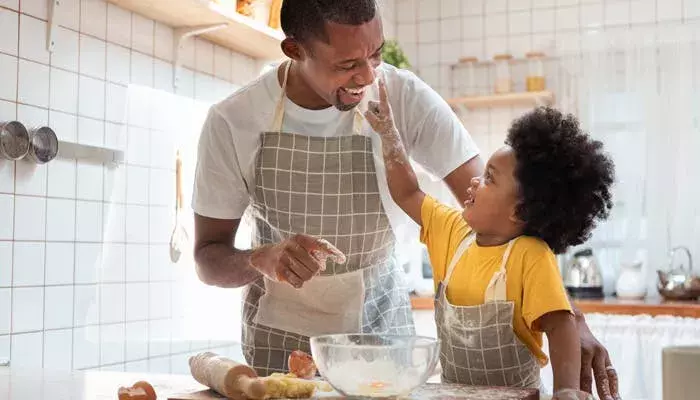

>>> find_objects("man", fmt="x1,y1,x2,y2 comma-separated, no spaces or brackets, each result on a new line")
191,1,619,399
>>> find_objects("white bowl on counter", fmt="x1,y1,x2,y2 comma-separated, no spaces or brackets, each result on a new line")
310,334,440,398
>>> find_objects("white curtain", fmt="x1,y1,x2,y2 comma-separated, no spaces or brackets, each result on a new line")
552,23,700,296
539,314,700,400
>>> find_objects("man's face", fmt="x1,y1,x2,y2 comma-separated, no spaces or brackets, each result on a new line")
296,16,384,111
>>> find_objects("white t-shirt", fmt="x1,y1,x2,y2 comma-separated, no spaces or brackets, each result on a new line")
191,62,480,234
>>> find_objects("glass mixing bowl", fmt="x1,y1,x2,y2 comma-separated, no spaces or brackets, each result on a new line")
309,334,440,398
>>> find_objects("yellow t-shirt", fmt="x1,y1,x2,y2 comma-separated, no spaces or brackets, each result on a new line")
419,195,572,366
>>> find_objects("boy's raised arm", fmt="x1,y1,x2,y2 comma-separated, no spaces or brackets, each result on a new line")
365,79,425,224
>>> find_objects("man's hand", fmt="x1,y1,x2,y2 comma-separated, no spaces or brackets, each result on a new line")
577,314,621,400
249,234,346,288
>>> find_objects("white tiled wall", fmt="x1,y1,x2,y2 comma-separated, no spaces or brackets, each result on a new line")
381,0,397,39
391,0,700,195
0,0,266,373
394,0,700,98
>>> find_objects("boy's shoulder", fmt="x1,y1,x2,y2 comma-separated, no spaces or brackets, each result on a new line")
513,236,556,261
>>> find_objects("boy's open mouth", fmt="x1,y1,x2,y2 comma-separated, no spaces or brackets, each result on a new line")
464,191,475,207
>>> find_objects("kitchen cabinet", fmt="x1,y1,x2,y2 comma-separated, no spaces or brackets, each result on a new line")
106,0,284,60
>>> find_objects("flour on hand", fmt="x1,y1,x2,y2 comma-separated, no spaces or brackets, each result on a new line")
364,79,407,169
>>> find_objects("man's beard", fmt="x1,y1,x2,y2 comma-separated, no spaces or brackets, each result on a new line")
334,91,360,111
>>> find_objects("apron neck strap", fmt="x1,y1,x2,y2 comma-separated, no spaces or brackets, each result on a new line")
270,60,293,132
443,232,476,285
483,238,518,303
270,60,366,135
442,233,519,303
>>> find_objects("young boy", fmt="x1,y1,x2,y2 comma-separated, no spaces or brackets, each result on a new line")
365,79,614,397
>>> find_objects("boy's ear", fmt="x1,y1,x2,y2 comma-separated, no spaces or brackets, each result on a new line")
509,205,525,225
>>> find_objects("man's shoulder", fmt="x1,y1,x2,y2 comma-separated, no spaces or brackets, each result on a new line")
380,63,424,93
210,66,278,124
379,63,443,113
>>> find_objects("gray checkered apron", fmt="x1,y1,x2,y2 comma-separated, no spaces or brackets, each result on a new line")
241,60,415,376
434,232,541,388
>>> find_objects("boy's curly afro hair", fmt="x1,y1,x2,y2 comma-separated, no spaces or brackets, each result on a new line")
506,107,615,254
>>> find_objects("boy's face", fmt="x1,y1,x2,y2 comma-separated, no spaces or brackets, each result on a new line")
462,146,523,237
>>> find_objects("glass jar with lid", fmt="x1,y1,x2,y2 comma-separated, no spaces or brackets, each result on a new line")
457,56,478,96
493,54,513,94
526,51,546,92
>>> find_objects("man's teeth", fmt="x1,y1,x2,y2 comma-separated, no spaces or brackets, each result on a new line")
343,87,364,95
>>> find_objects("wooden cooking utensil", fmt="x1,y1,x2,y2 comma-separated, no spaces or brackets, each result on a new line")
167,390,226,399
169,150,189,263
188,352,267,400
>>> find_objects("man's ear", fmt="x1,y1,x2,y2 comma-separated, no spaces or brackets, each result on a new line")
281,38,304,61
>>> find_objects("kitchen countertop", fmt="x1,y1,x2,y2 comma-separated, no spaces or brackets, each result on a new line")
0,367,541,400
410,295,700,318
0,367,208,400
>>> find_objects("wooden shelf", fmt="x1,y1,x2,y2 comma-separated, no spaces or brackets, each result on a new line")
57,141,124,166
446,91,555,109
410,295,700,318
450,55,558,69
107,0,285,60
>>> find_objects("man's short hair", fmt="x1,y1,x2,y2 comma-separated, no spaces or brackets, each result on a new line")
280,0,378,44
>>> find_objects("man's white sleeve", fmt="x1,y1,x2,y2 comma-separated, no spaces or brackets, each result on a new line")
191,107,250,220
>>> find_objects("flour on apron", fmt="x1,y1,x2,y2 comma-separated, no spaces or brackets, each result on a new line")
434,233,541,389
241,60,415,376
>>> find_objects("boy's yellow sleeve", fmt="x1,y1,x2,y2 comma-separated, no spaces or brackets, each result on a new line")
521,249,573,330
419,195,470,284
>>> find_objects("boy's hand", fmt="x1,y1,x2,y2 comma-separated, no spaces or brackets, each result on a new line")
365,78,398,138
362,76,423,224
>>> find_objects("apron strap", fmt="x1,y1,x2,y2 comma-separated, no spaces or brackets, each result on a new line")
270,60,292,132
484,238,518,303
352,106,364,136
443,232,477,286
271,60,368,136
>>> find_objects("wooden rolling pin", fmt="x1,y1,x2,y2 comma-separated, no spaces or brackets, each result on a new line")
189,352,267,400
